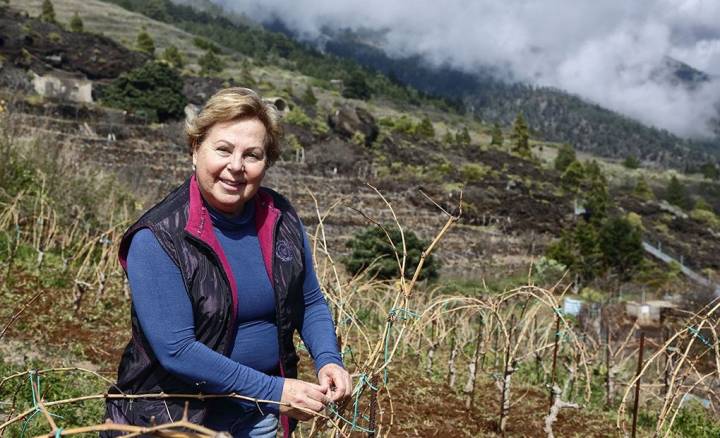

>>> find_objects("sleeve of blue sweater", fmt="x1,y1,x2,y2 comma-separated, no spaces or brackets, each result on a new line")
297,225,344,373
126,229,284,414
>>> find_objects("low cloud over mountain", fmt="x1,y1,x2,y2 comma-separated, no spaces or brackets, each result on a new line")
208,0,720,139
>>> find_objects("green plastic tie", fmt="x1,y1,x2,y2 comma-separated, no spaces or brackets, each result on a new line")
688,326,712,348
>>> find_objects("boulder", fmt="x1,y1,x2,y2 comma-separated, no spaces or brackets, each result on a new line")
327,105,378,146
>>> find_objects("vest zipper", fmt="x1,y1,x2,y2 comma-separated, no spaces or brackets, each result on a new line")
184,232,237,356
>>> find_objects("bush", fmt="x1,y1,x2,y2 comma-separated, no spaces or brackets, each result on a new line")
634,176,654,200
199,49,224,76
302,85,318,107
416,116,435,138
136,30,155,55
193,37,221,54
284,106,312,128
554,144,576,172
690,208,720,230
40,0,56,23
460,163,488,183
343,226,440,281
101,61,187,123
69,12,83,32
342,70,372,100
598,216,643,280
672,400,720,437
161,45,184,69
665,175,692,210
490,122,503,146
623,155,640,169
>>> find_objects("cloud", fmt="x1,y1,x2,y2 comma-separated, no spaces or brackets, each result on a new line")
209,0,720,138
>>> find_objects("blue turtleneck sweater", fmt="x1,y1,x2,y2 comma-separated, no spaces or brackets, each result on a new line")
126,199,342,424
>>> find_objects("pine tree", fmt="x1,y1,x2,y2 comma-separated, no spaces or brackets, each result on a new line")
598,216,643,281
634,176,654,200
561,160,584,192
416,116,435,139
199,49,225,76
490,122,503,145
554,144,576,172
302,85,317,107
40,0,56,23
342,70,372,100
69,12,83,32
623,155,640,169
700,163,719,180
665,175,691,210
161,45,184,69
443,129,454,145
455,126,471,145
584,161,610,223
510,113,530,158
137,30,155,56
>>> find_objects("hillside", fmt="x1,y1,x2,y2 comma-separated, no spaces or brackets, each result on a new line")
2,1,720,437
318,37,720,169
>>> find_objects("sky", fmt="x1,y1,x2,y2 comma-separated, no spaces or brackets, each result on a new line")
208,0,720,138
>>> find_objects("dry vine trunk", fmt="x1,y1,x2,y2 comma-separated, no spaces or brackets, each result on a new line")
447,333,458,387
464,315,484,409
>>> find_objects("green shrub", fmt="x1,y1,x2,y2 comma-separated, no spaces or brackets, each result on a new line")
460,163,489,183
554,144,576,172
40,0,56,23
665,175,692,210
690,208,720,229
284,106,312,128
193,37,221,53
623,155,640,169
490,122,503,145
634,176,654,200
302,85,318,106
101,61,187,123
199,49,224,76
416,116,435,138
69,11,83,32
342,70,372,100
455,126,471,145
136,30,155,55
672,400,720,437
161,44,184,69
343,226,440,281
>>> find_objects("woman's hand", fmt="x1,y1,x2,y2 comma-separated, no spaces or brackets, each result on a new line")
279,378,329,421
318,363,352,405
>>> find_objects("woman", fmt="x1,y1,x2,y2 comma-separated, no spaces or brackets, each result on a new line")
103,88,351,437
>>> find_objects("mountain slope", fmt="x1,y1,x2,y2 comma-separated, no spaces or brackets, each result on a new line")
320,36,720,168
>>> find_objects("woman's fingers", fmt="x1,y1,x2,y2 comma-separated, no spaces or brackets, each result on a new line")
317,364,352,403
280,378,330,420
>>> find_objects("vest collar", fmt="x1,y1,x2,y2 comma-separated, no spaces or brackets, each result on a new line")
185,174,281,297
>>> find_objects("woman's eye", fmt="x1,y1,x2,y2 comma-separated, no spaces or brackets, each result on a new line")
216,148,232,156
244,152,263,162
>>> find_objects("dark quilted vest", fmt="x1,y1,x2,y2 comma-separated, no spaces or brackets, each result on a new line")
102,177,305,436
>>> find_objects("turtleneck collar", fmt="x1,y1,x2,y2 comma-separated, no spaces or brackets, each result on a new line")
206,199,256,231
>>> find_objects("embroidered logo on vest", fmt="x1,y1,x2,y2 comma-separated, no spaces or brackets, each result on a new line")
276,239,293,262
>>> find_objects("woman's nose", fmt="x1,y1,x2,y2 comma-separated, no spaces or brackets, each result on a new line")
228,152,245,172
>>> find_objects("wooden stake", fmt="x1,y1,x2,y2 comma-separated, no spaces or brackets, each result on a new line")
549,310,561,408
631,332,645,438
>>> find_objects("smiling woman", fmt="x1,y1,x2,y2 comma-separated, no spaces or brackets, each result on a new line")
102,88,351,438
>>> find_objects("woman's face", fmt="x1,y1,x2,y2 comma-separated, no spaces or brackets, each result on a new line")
192,117,268,216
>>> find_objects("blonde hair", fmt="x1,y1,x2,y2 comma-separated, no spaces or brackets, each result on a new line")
185,87,282,164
